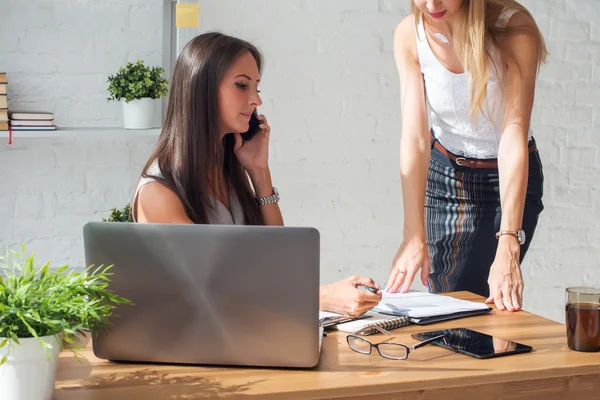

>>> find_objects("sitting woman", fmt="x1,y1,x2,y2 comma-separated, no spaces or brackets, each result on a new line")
132,32,381,318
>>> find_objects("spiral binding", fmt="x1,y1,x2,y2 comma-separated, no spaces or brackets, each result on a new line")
362,315,410,335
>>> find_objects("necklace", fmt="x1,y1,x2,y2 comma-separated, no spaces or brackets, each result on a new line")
433,32,450,44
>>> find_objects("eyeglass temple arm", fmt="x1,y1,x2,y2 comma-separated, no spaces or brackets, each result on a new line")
412,334,447,350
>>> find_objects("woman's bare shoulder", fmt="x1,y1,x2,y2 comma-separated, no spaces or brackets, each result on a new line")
137,181,192,224
394,15,418,61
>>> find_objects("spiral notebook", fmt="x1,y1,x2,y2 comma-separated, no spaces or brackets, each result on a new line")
329,311,410,336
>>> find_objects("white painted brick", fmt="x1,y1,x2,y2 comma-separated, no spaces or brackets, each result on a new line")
130,139,157,166
317,31,383,56
53,167,87,193
14,190,56,219
551,20,591,41
521,0,566,18
1,0,600,324
565,148,596,167
566,43,600,64
18,29,60,55
541,106,593,128
570,167,600,189
535,17,551,39
129,4,163,34
593,65,600,84
534,81,563,106
379,0,410,15
539,62,591,82
564,0,600,20
565,128,599,149
0,192,16,220
573,83,600,105
0,21,19,53
53,3,130,33
302,0,379,13
551,184,592,206
592,23,600,42
4,3,55,32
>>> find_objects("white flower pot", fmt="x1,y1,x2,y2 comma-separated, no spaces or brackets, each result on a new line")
122,97,154,129
0,334,62,400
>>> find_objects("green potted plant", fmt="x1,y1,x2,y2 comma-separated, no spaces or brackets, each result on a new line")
107,59,169,129
0,245,131,400
102,204,133,223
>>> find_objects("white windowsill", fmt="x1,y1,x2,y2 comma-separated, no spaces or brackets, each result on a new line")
0,127,162,139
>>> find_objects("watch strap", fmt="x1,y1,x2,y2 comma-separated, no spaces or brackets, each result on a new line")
256,187,279,206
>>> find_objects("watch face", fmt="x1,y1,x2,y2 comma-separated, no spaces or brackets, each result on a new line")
518,230,526,244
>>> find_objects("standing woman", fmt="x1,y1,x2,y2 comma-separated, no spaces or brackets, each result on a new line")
386,0,547,312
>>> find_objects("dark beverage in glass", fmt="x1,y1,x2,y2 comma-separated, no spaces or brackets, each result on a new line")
565,287,600,352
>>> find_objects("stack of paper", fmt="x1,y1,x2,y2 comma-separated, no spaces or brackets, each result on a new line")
373,291,491,324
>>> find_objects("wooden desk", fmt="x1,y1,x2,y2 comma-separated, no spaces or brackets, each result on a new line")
54,292,600,399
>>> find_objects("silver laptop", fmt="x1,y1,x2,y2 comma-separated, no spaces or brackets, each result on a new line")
82,222,322,368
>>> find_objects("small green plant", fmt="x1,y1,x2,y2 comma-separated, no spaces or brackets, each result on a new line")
0,245,131,364
107,60,169,103
102,204,133,222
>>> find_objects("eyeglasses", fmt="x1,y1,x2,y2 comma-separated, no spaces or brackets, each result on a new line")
346,324,447,360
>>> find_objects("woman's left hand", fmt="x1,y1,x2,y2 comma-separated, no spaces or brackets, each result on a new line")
485,238,523,312
233,114,270,173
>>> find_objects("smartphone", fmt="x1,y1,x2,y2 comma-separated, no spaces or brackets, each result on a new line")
411,328,532,359
241,109,261,141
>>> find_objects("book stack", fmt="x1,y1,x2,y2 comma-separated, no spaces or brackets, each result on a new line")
0,73,7,132
9,111,57,131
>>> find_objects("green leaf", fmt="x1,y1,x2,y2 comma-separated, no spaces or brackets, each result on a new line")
0,244,132,365
106,59,169,103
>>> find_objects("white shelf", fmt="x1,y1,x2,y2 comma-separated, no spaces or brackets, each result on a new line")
0,127,161,139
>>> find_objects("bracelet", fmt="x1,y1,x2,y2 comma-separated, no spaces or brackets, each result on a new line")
255,187,280,206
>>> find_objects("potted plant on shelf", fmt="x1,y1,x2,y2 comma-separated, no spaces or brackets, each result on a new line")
0,245,131,400
107,59,169,129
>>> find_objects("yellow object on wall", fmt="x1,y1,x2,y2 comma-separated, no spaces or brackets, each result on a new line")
175,4,199,28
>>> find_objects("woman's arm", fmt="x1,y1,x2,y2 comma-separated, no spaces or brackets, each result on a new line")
488,13,541,311
397,16,431,241
386,16,432,293
234,114,284,227
320,276,382,318
136,182,194,224
249,168,284,226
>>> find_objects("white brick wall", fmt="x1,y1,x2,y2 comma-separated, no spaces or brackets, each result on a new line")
1,0,599,323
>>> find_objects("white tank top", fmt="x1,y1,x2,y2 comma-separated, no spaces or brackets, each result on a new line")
416,9,533,159
132,161,246,225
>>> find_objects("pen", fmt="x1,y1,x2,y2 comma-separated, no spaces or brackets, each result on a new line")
358,285,379,294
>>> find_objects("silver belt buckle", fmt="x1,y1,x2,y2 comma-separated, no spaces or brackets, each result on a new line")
455,157,468,166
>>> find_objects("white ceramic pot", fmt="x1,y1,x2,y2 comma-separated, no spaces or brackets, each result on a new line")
122,97,154,129
0,334,62,400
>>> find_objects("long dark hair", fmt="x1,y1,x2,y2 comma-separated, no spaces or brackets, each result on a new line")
140,32,264,225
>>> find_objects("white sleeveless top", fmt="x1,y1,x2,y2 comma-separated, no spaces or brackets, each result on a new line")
416,9,532,159
132,161,246,225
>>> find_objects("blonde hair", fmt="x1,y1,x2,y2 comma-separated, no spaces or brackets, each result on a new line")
412,0,548,119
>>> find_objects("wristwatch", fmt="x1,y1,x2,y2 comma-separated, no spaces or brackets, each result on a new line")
495,229,526,245
256,187,280,206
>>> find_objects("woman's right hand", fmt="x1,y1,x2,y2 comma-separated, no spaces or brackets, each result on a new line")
386,236,430,293
320,276,382,318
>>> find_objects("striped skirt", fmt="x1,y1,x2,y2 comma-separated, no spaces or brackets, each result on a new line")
425,138,545,297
